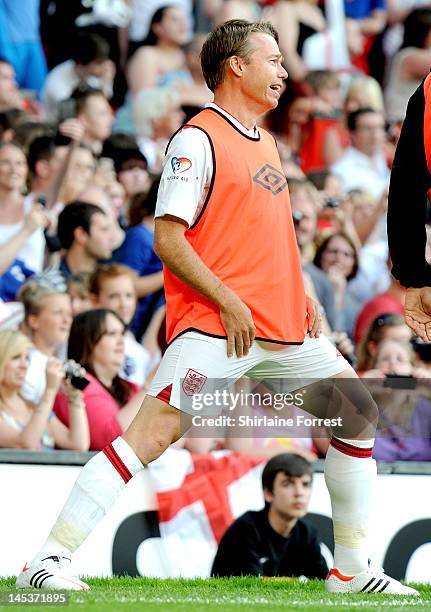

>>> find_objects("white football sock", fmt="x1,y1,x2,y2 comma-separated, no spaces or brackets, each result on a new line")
325,437,376,576
35,437,143,560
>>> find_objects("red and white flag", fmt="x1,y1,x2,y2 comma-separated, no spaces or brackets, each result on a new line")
147,449,265,577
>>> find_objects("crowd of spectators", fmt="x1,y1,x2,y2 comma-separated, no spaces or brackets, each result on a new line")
1,0,431,460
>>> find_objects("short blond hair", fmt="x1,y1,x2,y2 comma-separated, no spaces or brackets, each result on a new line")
200,19,278,92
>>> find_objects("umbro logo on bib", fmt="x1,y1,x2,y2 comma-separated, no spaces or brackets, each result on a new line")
253,164,287,195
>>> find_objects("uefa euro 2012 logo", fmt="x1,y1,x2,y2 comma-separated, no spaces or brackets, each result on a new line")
171,156,192,174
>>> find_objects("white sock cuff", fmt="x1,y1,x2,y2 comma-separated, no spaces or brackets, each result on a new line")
111,437,144,476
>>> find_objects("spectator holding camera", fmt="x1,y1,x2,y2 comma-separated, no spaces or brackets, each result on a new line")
356,313,412,373
54,309,147,450
0,330,89,451
19,281,72,404
361,338,431,461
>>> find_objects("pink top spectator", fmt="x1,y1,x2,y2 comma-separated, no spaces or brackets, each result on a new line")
54,373,139,450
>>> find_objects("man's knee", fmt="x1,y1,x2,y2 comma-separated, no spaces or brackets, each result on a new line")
123,396,193,461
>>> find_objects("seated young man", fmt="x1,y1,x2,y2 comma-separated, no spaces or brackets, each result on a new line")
211,453,328,579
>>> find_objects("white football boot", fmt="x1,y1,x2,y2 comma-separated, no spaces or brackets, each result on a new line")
326,566,419,595
16,552,89,591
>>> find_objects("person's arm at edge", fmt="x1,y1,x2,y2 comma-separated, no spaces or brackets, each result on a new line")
387,78,431,289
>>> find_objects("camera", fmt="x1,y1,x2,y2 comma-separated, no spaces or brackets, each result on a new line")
383,374,416,390
64,360,90,391
323,196,341,209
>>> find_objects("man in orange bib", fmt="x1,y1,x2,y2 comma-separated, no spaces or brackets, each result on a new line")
17,20,417,596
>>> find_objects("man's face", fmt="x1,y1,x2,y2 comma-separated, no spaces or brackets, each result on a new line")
0,144,27,191
291,191,317,249
351,112,386,157
84,212,114,260
81,95,114,142
264,472,312,520
237,33,287,115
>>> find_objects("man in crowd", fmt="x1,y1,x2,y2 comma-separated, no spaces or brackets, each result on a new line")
42,33,115,120
330,108,390,200
56,202,114,279
75,89,114,156
211,453,328,578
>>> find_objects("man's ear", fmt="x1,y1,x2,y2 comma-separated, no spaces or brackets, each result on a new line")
27,314,39,333
263,487,273,504
227,55,245,78
73,226,88,246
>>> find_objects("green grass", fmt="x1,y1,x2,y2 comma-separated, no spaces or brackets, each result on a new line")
1,577,430,612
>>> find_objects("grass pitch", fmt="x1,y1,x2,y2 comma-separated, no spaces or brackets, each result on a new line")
1,577,430,612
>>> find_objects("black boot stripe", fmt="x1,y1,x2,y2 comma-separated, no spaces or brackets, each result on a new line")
378,580,390,592
34,571,50,589
30,569,46,587
369,578,384,592
360,578,376,592
38,574,53,588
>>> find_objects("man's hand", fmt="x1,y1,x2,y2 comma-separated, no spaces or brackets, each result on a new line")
219,293,256,358
404,287,431,341
23,204,49,234
58,118,84,142
306,294,322,338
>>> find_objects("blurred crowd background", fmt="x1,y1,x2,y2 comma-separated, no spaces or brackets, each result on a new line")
1,0,431,461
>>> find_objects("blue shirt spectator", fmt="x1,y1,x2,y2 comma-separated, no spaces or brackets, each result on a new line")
344,0,386,20
115,224,165,339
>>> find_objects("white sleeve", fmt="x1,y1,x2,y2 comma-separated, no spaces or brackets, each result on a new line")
155,126,213,227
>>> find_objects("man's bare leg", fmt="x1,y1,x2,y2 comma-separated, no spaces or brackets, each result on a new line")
16,396,192,590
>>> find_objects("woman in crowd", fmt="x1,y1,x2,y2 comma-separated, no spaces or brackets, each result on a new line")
0,141,47,287
313,231,361,338
361,338,431,461
356,313,412,373
19,281,72,404
54,309,146,450
127,6,191,94
89,263,153,387
0,330,89,451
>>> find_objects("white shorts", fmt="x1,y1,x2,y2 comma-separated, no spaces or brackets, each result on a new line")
148,331,351,416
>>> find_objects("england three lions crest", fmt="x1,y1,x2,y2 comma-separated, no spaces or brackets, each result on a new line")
182,369,207,396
